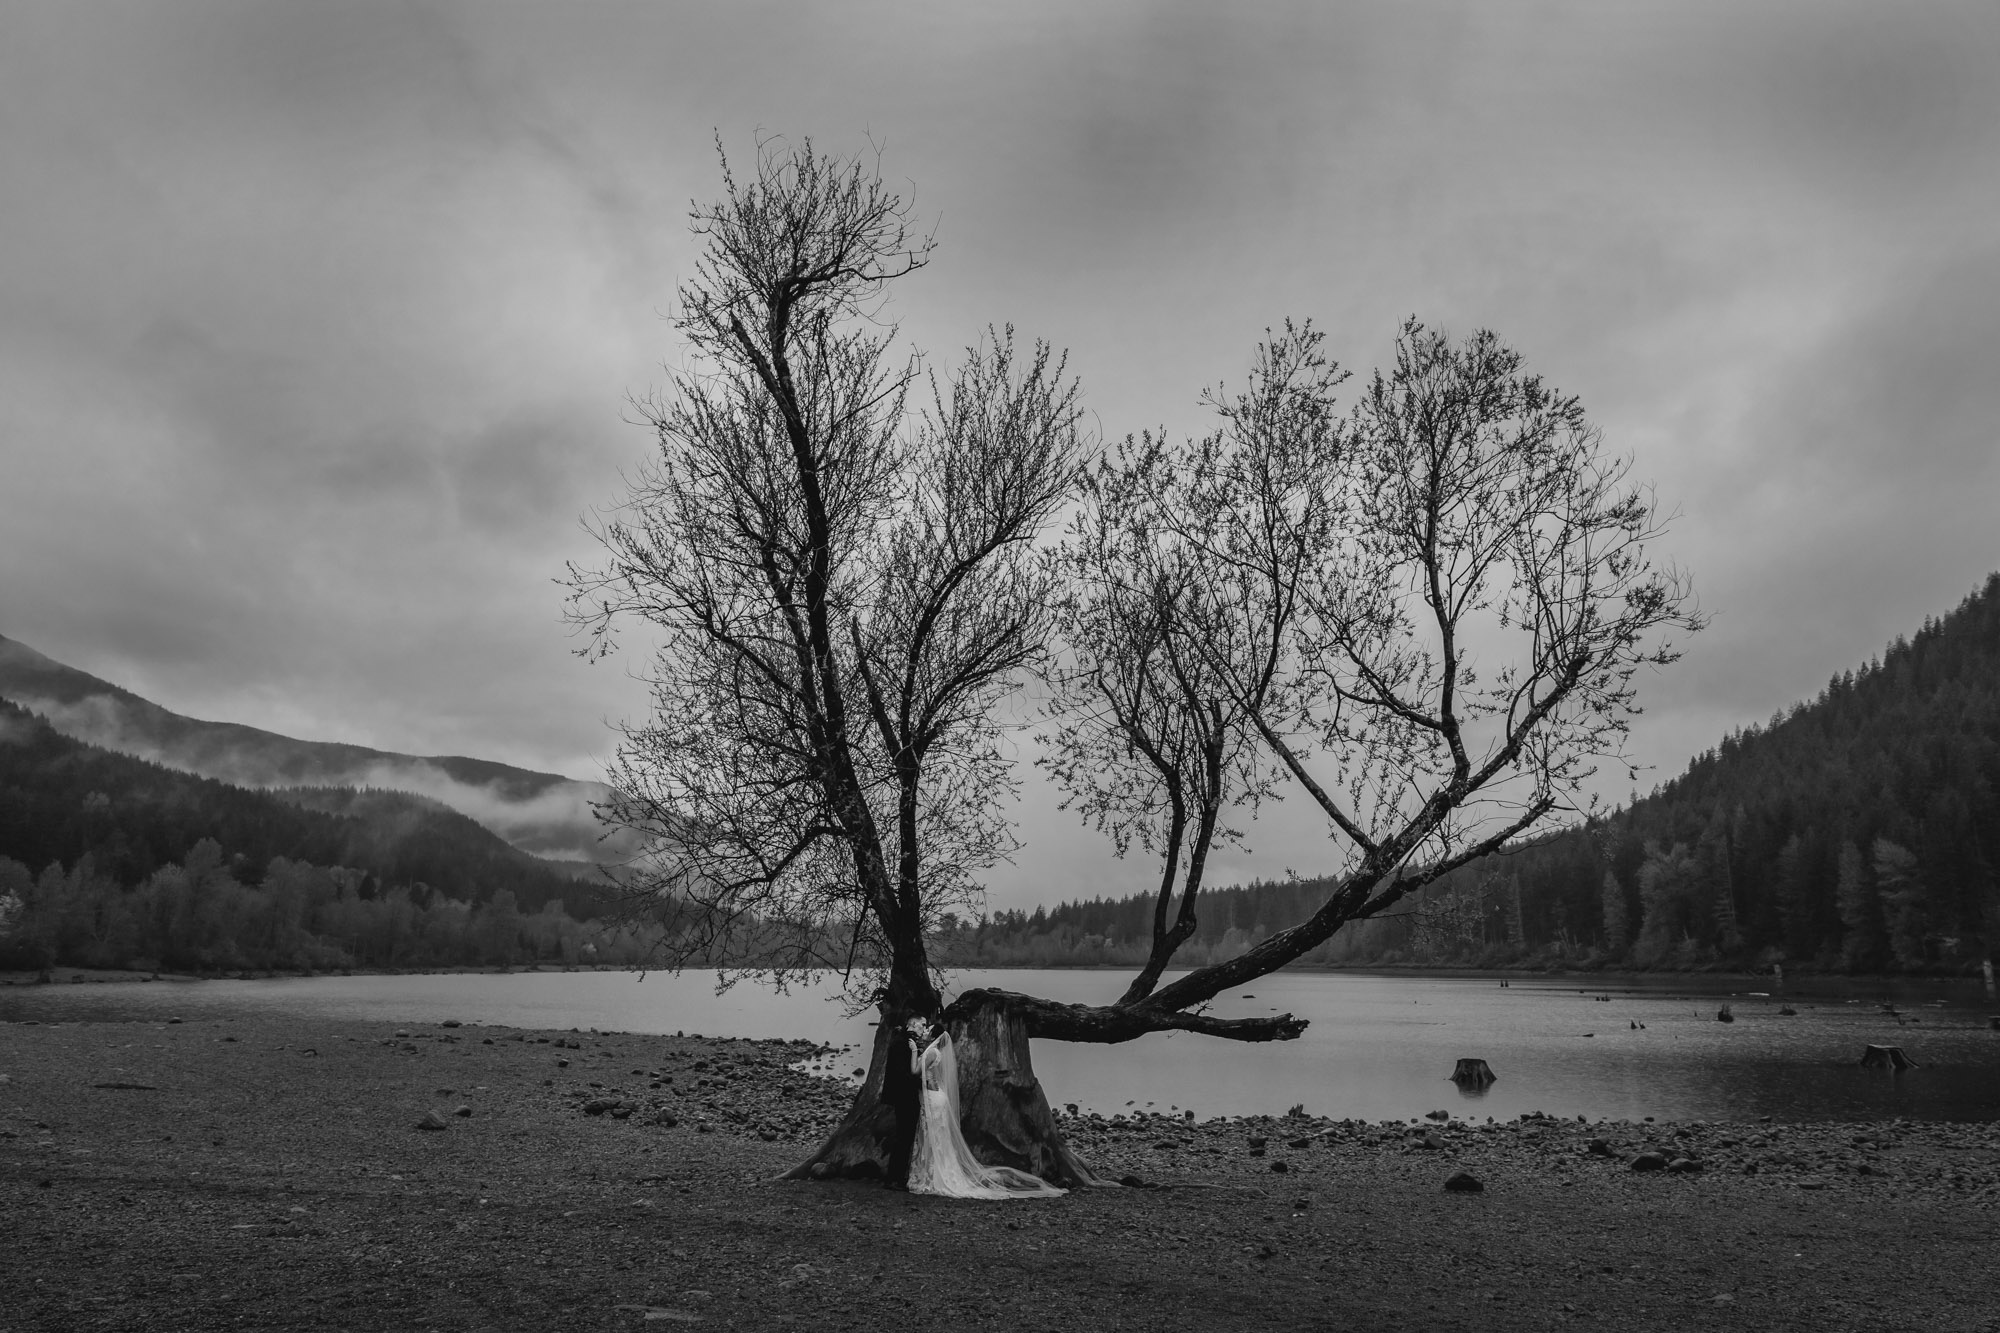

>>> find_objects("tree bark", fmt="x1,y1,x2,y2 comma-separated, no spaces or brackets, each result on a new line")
944,992,1102,1188
782,1016,915,1182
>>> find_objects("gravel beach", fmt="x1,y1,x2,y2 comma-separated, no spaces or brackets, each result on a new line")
3,1007,1997,1331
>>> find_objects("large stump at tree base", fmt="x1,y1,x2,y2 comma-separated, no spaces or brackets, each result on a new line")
780,998,1100,1188
1859,1044,1918,1071
945,994,1102,1189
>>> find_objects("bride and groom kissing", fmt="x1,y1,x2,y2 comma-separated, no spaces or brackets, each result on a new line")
882,1015,1064,1200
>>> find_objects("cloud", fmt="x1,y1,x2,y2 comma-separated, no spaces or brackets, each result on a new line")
4,0,1999,908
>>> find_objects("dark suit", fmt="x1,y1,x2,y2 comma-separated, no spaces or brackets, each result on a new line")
881,1024,920,1187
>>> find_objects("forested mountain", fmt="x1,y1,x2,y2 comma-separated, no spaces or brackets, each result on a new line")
0,633,619,861
0,700,642,973
958,573,2000,976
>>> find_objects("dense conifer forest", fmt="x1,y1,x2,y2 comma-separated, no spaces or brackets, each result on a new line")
0,701,642,973
8,573,1998,979
949,574,2000,976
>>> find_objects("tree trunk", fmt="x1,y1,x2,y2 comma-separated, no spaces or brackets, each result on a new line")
783,994,1100,1188
782,1017,909,1182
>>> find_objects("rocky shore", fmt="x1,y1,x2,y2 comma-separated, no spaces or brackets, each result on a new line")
3,1010,1997,1331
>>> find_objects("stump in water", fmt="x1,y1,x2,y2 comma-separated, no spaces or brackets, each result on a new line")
1716,1004,1734,1023
1859,1044,1918,1071
947,994,1101,1188
1450,1057,1497,1089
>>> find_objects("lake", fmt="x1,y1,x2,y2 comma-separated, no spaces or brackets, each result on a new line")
5,968,1998,1124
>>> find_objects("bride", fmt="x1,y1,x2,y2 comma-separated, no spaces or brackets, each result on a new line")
904,1020,1065,1199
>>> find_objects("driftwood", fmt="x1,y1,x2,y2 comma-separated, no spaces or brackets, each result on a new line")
1859,1044,1918,1071
1450,1058,1497,1088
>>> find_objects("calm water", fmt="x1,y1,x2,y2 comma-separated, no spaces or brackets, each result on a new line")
5,968,1997,1123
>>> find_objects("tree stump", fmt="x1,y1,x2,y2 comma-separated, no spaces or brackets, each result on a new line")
781,996,1100,1188
1859,1044,1918,1071
947,994,1101,1188
1450,1058,1497,1089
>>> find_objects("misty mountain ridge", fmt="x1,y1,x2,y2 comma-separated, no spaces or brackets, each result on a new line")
0,633,625,864
0,699,601,915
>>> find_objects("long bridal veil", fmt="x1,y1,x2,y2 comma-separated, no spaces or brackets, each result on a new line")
908,1033,1066,1200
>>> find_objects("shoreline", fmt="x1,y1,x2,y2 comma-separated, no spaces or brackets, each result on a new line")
3,1010,1997,1330
8,961,1998,991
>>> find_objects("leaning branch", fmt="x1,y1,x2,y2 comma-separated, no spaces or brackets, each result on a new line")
946,988,1307,1044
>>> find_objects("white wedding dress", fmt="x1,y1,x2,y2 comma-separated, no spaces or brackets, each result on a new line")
906,1033,1066,1199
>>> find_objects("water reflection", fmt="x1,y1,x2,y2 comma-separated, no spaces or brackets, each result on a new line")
4,967,1996,1123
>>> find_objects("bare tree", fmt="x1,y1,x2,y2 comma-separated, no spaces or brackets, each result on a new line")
568,136,1090,1179
1033,318,1702,1027
574,140,1698,1189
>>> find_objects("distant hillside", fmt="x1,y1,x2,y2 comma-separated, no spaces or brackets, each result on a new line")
0,699,601,916
962,572,2000,976
0,633,623,862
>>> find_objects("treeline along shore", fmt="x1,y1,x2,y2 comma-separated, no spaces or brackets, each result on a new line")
1,1007,1995,1330
7,573,2000,982
949,576,2000,981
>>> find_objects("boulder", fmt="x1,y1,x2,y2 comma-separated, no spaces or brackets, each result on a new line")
1667,1158,1703,1174
1443,1171,1484,1193
414,1110,448,1132
1629,1152,1668,1172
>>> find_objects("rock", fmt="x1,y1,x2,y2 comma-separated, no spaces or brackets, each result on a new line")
1586,1138,1617,1158
452,1105,472,1118
1420,1131,1446,1150
1629,1152,1668,1172
1443,1171,1484,1193
1270,1161,1289,1173
1667,1157,1702,1174
583,1098,616,1116
652,1110,679,1128
414,1110,448,1132
1424,1109,1450,1121
611,1106,633,1120
440,1020,461,1028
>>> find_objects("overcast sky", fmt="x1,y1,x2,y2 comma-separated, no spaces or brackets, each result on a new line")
5,1,1998,908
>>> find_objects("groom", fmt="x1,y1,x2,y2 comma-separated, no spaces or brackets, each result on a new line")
881,1013,924,1190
